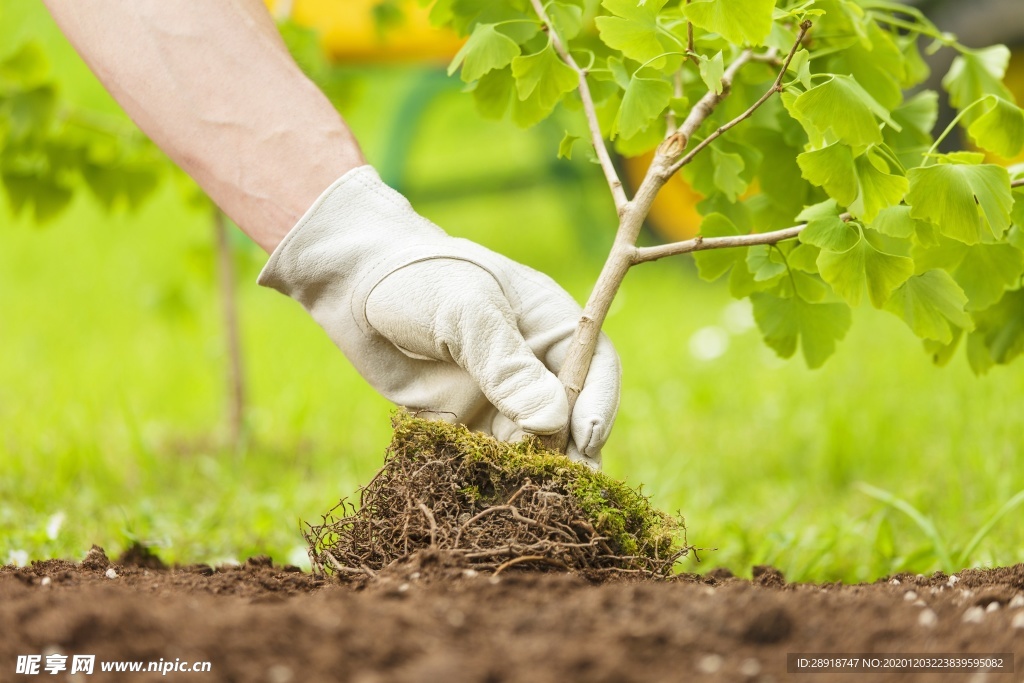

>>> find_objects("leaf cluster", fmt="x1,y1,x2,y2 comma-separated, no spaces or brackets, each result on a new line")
0,42,165,222
434,0,1024,372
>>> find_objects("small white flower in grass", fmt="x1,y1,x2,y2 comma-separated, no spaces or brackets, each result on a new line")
7,550,28,567
689,326,729,361
46,512,65,540
722,299,755,334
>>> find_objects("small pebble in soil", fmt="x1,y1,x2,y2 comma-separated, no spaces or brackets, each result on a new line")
397,583,410,593
918,609,938,628
1009,595,1024,609
1011,612,1024,629
985,602,1000,613
697,654,723,674
890,578,901,586
105,568,118,580
961,606,985,624
40,577,51,587
739,658,761,677
948,575,960,587
903,591,918,601
462,569,478,579
267,664,294,683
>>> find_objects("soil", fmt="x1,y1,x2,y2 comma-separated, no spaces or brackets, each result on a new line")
3,547,1023,682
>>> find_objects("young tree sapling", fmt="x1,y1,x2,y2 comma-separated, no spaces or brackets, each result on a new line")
434,0,1024,452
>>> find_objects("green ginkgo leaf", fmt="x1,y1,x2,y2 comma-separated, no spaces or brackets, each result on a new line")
751,293,852,368
826,20,905,110
797,199,860,251
870,205,927,239
969,289,1024,372
746,244,787,282
817,232,914,307
913,238,1024,310
595,0,678,65
792,75,900,150
849,149,908,223
548,1,584,41
614,74,672,139
698,51,725,95
712,147,747,203
448,23,522,82
884,270,973,343
557,132,579,159
797,142,858,205
942,45,1013,112
967,96,1024,159
693,213,742,281
683,0,776,47
511,42,578,112
905,159,1013,245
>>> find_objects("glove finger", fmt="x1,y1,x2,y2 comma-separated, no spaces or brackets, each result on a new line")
441,277,568,436
566,441,601,470
569,333,621,459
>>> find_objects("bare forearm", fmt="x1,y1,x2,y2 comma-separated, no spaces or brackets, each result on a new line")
43,0,365,251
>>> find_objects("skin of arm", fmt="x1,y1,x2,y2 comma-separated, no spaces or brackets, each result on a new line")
42,0,366,252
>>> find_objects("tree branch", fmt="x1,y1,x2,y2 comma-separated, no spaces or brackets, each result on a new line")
1012,177,1024,189
668,20,811,176
529,0,628,211
632,224,807,264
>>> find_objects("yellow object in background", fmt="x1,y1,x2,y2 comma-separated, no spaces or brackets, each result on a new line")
266,0,462,63
622,152,704,241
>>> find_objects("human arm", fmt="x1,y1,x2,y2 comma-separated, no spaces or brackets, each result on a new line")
43,0,621,465
42,0,364,252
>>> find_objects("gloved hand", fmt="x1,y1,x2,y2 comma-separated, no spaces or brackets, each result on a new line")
257,166,620,467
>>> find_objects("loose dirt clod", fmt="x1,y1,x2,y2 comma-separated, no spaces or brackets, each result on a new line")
305,413,690,579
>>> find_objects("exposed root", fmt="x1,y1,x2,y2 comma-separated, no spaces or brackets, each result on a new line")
305,413,691,581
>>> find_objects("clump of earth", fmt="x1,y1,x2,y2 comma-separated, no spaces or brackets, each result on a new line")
305,412,691,580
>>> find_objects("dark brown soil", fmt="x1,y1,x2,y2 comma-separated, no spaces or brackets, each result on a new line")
3,547,1023,682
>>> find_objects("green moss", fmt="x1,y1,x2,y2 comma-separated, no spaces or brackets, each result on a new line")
391,412,684,563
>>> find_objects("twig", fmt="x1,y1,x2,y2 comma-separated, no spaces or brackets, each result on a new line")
323,552,365,576
1012,178,1024,188
668,20,812,175
633,225,806,263
418,503,437,547
633,209,851,265
529,0,628,212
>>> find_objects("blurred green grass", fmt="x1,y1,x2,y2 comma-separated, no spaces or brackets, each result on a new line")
3,5,1024,582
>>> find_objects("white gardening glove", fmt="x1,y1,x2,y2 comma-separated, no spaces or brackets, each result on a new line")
257,166,620,467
